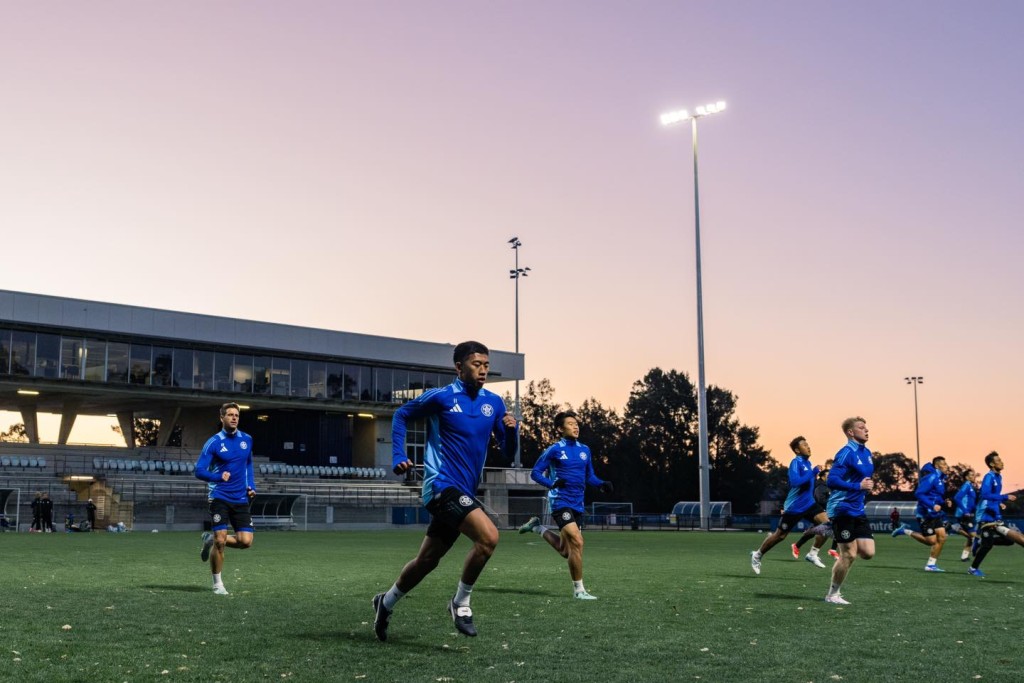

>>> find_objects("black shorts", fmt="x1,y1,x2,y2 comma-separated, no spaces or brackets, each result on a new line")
425,486,482,548
979,522,1014,546
209,498,253,533
778,504,826,533
958,514,976,533
832,514,873,543
917,515,945,537
550,508,584,530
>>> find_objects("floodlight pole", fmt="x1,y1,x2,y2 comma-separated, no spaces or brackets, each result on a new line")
905,376,924,469
509,238,530,468
661,101,726,532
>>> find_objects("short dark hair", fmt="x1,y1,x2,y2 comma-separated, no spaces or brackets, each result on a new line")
453,341,489,364
985,451,1000,467
220,402,240,417
789,436,806,453
931,456,946,466
554,410,578,429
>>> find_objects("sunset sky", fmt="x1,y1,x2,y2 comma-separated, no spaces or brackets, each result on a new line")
2,3,1022,487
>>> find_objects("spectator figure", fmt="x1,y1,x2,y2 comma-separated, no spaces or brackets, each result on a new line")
890,506,900,531
31,492,42,532
41,492,54,532
86,498,97,531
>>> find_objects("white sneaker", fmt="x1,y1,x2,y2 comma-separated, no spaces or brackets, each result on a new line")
824,592,850,605
750,551,761,575
805,553,826,568
574,590,598,600
213,584,229,595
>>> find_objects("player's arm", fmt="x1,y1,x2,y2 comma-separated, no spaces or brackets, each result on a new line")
826,453,860,491
193,440,221,483
391,391,439,474
246,451,256,498
980,475,1008,503
492,403,518,461
530,447,557,488
788,459,814,489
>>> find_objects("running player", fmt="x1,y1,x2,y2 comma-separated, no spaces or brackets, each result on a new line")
951,470,979,561
824,417,875,605
969,452,1024,577
892,457,950,572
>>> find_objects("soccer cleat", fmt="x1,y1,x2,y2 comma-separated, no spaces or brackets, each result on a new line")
574,590,598,600
824,592,850,605
518,516,541,534
891,523,909,537
968,567,985,577
924,565,945,572
372,593,392,642
200,532,215,562
961,549,971,562
449,599,477,637
212,584,229,595
828,549,840,559
805,554,826,568
791,543,800,559
750,551,761,575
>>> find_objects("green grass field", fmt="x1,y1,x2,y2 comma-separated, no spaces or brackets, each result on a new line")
2,529,1023,682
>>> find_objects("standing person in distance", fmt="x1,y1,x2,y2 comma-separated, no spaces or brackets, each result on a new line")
86,498,97,531
951,470,980,561
373,341,517,642
751,436,831,574
30,492,42,532
193,402,256,595
824,417,875,605
518,410,613,599
892,456,951,572
41,492,54,532
969,452,1024,577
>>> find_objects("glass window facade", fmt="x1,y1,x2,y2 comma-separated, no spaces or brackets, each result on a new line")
0,326,458,407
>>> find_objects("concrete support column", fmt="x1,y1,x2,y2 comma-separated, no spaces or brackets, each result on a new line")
116,411,135,448
58,401,80,445
19,406,40,444
157,407,182,447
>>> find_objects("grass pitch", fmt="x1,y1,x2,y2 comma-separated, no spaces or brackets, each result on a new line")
1,529,1022,682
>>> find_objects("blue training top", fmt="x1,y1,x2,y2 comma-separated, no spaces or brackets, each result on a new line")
783,455,819,514
914,462,947,519
194,429,256,504
976,470,1008,523
953,481,978,518
531,438,605,514
826,440,874,518
391,377,515,505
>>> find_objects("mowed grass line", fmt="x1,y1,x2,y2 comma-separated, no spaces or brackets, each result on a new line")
1,529,1023,682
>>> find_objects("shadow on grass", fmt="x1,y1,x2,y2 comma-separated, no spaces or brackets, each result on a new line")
484,587,553,596
139,584,207,593
308,628,469,653
753,592,814,601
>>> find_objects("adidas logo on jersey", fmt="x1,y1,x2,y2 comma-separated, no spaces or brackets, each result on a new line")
559,452,569,460
220,444,228,453
449,402,463,413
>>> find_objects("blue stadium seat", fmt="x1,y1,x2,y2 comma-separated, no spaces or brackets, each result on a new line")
129,460,140,471
1,456,10,467
93,457,102,470
37,457,46,468
170,461,180,473
19,457,30,467
28,457,39,468
258,463,267,475
117,460,126,471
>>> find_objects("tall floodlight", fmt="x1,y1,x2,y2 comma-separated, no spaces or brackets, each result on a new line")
509,237,530,468
905,376,924,469
660,100,727,531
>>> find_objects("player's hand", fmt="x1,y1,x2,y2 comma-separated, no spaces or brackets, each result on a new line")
247,488,256,500
502,414,517,429
860,478,874,491
599,481,614,494
551,478,568,489
221,472,231,482
1009,494,1018,501
933,504,942,512
393,460,413,475
812,466,821,476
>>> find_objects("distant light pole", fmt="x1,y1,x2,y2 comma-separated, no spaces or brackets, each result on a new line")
661,100,727,532
509,237,530,468
905,376,924,469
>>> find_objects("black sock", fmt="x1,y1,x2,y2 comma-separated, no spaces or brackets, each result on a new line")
972,545,992,570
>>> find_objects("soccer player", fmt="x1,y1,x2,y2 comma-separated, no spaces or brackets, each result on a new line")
518,410,613,599
969,452,1024,577
193,402,256,595
751,436,830,574
372,341,517,641
791,460,840,561
951,470,980,561
824,417,874,605
892,457,950,571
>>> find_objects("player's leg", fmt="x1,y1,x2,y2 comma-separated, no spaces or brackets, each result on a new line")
373,529,457,642
924,526,947,571
803,512,830,567
559,517,596,599
752,513,796,573
445,508,500,636
826,540,856,603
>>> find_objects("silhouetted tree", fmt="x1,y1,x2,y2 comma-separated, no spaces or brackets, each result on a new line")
0,422,28,443
111,418,181,447
872,452,918,496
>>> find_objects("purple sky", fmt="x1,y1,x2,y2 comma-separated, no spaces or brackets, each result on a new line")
2,2,1022,485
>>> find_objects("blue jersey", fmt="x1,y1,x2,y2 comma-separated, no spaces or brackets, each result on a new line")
194,429,256,504
953,481,978,517
391,378,515,505
826,440,874,518
783,455,819,514
976,471,1008,523
531,438,605,514
914,462,946,519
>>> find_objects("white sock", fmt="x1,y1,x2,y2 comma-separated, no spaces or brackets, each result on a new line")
753,550,762,559
926,557,937,566
808,547,819,558
383,584,406,611
212,573,223,587
453,581,473,607
573,580,585,594
828,582,841,595
533,525,550,535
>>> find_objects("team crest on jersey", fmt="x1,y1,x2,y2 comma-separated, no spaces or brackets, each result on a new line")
481,404,494,417
213,514,222,523
780,522,790,531
459,495,473,507
581,453,588,460
240,441,248,450
562,512,571,521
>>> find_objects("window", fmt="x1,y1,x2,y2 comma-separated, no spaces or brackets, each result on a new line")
34,333,60,379
152,347,173,386
194,350,214,390
130,344,152,385
270,357,290,396
405,419,427,464
290,359,309,397
375,368,393,403
308,362,326,398
213,352,233,392
84,338,106,382
0,328,9,374
106,342,129,383
233,355,253,393
172,348,193,388
253,356,270,395
326,362,344,399
10,331,36,376
61,337,84,379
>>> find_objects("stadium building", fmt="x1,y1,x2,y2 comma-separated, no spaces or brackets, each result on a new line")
0,289,535,531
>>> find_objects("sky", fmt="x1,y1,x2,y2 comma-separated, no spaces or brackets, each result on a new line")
1,2,1022,486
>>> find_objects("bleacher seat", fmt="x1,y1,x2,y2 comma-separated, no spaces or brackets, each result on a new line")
38,457,46,468
20,457,30,467
28,457,39,467
93,457,102,470
1,456,10,467
258,464,267,475
169,461,179,473
272,463,282,475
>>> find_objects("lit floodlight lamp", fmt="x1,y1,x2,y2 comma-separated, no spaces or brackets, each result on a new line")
660,109,691,126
